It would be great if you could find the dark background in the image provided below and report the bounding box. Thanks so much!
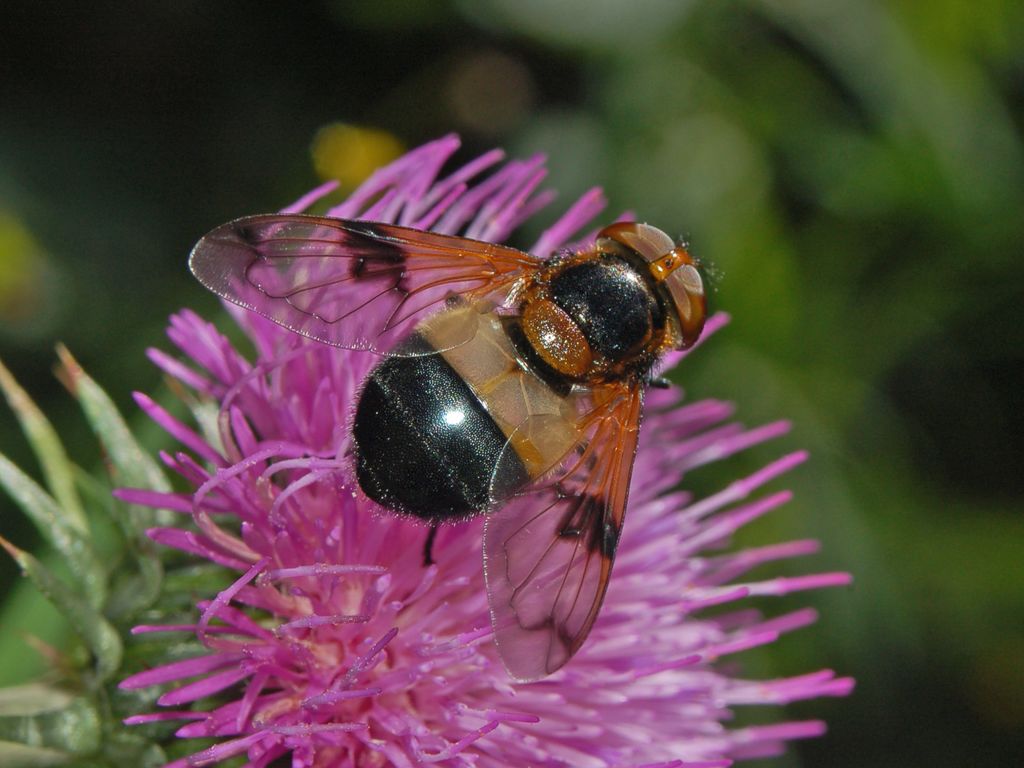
[2,2,1022,766]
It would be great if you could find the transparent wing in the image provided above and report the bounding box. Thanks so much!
[483,382,644,681]
[189,214,536,354]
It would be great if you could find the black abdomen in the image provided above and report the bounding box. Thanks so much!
[353,334,528,521]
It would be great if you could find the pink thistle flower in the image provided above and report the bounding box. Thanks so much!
[118,136,852,767]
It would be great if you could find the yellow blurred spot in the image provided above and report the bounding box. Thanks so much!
[311,124,404,188]
[0,212,49,325]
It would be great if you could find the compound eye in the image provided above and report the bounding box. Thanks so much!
[596,222,675,263]
[596,222,707,348]
[663,249,707,348]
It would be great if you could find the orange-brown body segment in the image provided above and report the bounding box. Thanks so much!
[521,299,593,378]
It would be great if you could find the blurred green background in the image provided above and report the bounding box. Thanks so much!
[1,2,1022,766]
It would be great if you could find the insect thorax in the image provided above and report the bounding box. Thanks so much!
[518,253,669,384]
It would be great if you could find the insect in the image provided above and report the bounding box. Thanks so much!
[189,215,707,680]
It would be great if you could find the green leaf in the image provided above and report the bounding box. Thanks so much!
[56,346,171,537]
[0,696,99,755]
[0,741,71,767]
[100,734,166,768]
[0,359,87,534]
[104,557,163,620]
[70,464,164,615]
[0,537,122,684]
[0,454,105,609]
[57,346,170,495]
[0,562,68,687]
[0,686,74,718]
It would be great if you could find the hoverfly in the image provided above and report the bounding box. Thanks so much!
[189,215,707,680]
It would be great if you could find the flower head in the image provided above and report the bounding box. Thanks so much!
[118,135,852,767]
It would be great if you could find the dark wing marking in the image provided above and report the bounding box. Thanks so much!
[189,214,536,354]
[483,382,644,681]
